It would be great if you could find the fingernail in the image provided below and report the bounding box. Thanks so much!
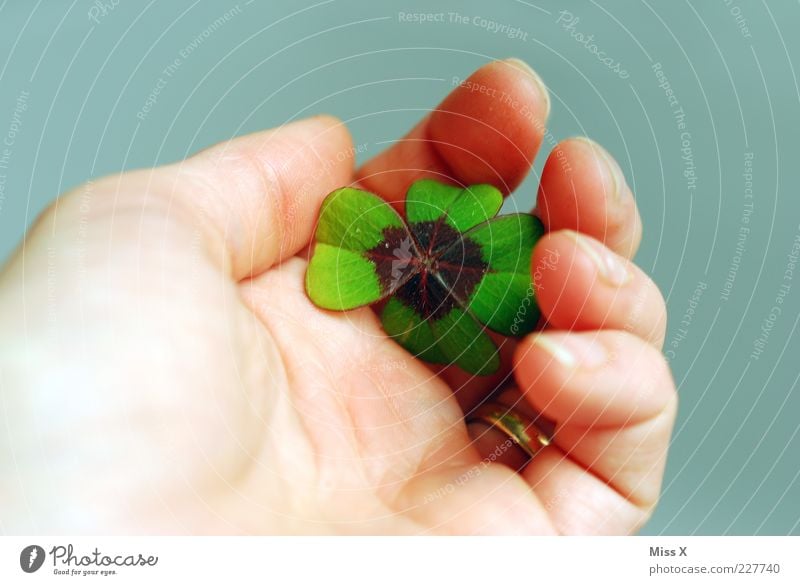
[564,230,632,286]
[572,137,628,203]
[532,334,608,368]
[504,58,550,119]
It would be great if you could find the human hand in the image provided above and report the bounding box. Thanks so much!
[0,58,675,534]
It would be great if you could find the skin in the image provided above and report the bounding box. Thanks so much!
[0,59,676,534]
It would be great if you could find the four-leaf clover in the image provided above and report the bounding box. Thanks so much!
[305,179,544,375]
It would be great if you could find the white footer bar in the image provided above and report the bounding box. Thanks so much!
[1,536,797,584]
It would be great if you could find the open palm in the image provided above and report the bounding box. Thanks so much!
[0,59,675,535]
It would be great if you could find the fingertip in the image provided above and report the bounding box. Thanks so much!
[283,114,356,176]
[174,115,356,279]
[502,58,550,119]
[532,229,667,348]
[537,137,642,259]
[427,58,550,193]
[514,330,675,427]
[355,59,551,204]
[531,230,597,324]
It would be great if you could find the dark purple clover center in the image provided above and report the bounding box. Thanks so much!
[366,220,488,320]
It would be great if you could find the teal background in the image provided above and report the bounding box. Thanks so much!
[1,0,798,534]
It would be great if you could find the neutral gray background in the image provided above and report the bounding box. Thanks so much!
[1,0,798,535]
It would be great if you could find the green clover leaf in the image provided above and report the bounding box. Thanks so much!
[305,179,544,375]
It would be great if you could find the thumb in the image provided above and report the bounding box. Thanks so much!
[160,114,355,280]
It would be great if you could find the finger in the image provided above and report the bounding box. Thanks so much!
[467,421,531,471]
[464,386,670,534]
[532,230,667,347]
[163,115,354,280]
[514,329,676,506]
[464,386,548,471]
[536,137,642,259]
[522,446,654,534]
[356,58,550,208]
[468,380,677,533]
[529,398,676,515]
[514,330,675,428]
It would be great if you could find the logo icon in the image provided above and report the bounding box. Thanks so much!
[390,236,414,286]
[20,545,45,573]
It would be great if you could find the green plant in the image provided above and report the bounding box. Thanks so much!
[305,179,543,375]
